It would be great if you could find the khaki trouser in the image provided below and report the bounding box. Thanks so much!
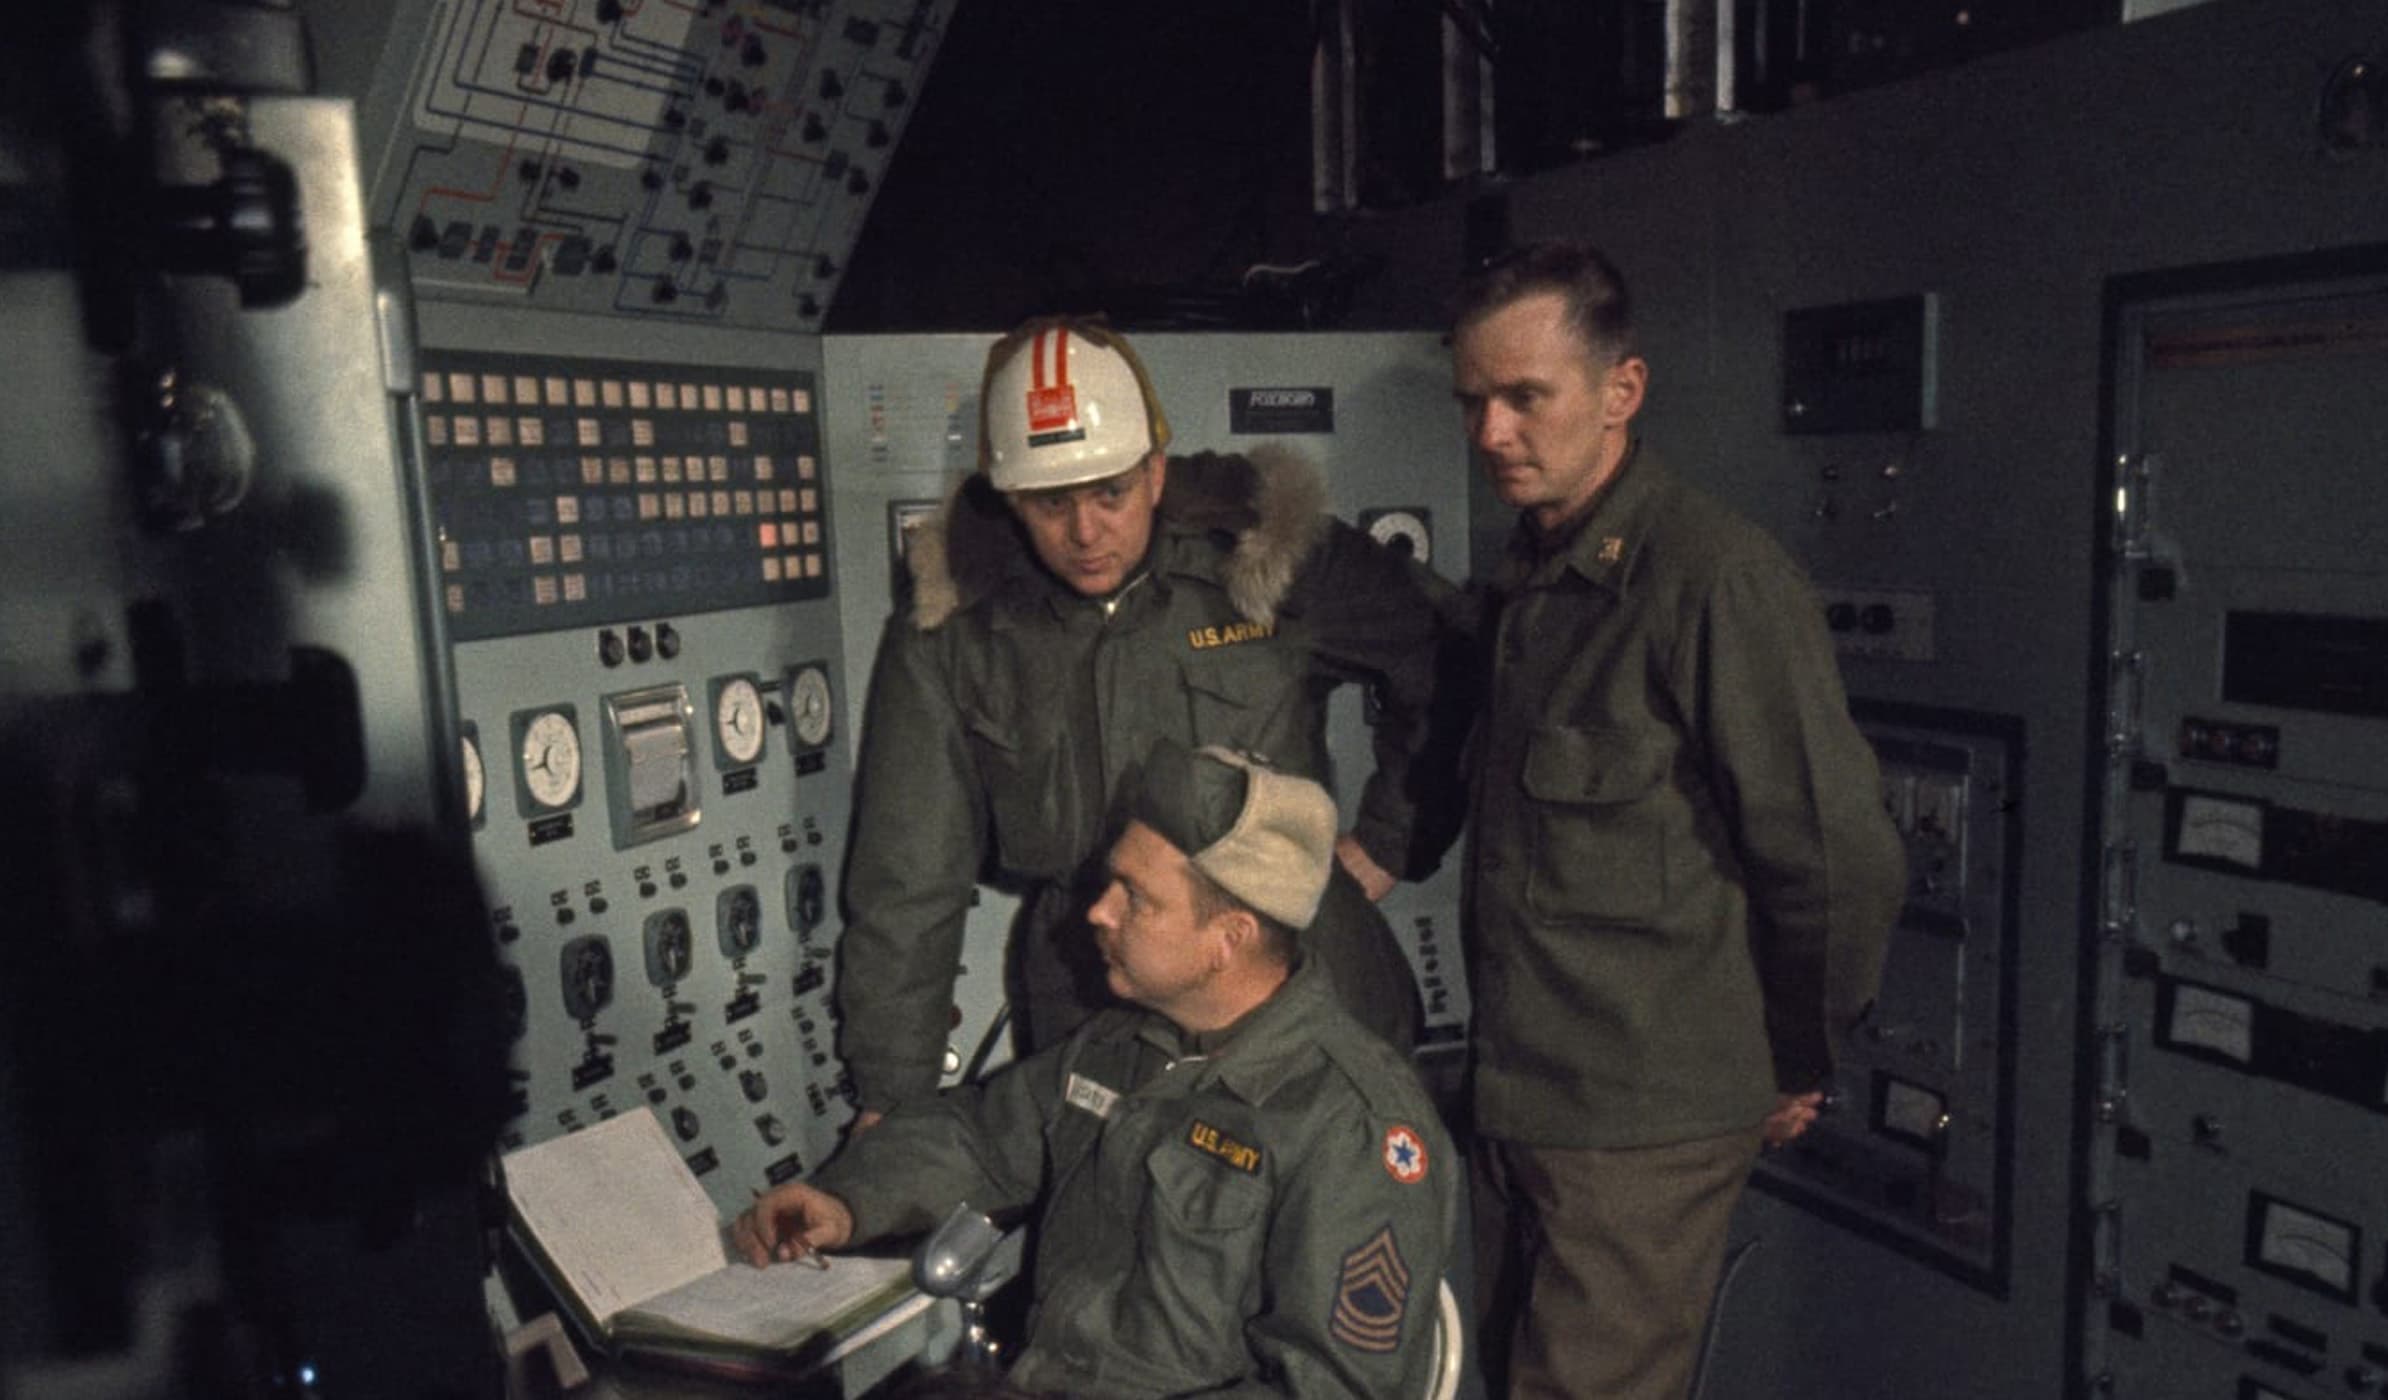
[1471,1127,1764,1399]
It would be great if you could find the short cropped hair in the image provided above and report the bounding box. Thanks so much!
[1452,239,1636,365]
[1184,861,1296,968]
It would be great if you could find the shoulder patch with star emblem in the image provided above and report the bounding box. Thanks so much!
[1381,1124,1428,1184]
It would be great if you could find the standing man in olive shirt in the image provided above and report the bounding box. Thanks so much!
[1449,241,1904,1398]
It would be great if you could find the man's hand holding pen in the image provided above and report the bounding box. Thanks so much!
[732,1181,854,1269]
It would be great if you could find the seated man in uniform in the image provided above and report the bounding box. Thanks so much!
[733,741,1455,1398]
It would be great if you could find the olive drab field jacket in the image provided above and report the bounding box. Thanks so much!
[1466,442,1906,1148]
[813,957,1458,1397]
[839,446,1460,1109]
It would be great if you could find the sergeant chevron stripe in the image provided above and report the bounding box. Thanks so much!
[1329,1222,1411,1353]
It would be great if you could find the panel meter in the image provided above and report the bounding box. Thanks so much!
[2154,979,2256,1066]
[601,685,700,847]
[460,723,486,829]
[1358,507,1434,566]
[511,706,583,815]
[784,662,834,753]
[710,674,767,769]
[2169,789,2266,872]
[2245,1192,2360,1303]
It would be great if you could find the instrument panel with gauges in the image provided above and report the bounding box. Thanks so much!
[419,336,861,1240]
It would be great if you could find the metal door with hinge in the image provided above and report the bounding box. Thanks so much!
[2085,251,2388,1400]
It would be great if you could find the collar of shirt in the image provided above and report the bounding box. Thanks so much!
[994,516,1244,630]
[1496,437,1670,598]
[1102,956,1332,1105]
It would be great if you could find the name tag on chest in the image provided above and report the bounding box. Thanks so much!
[1065,1072,1120,1120]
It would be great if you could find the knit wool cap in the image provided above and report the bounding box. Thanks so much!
[1130,740,1337,930]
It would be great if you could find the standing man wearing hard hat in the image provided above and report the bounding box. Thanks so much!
[835,317,1458,1125]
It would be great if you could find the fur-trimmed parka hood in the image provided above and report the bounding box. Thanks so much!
[905,443,1330,631]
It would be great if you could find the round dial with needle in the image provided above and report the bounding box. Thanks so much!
[2177,793,2263,869]
[787,665,833,750]
[2253,1196,2357,1297]
[461,731,486,824]
[715,676,765,765]
[1364,509,1431,565]
[519,710,581,809]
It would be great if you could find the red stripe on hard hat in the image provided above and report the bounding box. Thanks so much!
[1053,325,1071,388]
[1029,330,1050,391]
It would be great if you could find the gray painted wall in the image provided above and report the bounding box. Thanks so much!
[1332,3,2387,1395]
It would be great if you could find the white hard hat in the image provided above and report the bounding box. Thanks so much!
[980,318,1171,492]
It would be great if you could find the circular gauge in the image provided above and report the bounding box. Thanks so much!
[716,676,766,765]
[461,731,486,824]
[520,710,581,809]
[788,665,833,750]
[2177,793,2262,870]
[1365,509,1431,565]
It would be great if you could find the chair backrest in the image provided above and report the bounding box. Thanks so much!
[1687,1237,1763,1400]
[1425,1278,1464,1400]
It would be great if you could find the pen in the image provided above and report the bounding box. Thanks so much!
[746,1188,831,1269]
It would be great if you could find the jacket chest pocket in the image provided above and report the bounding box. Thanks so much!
[1518,724,1668,924]
[961,708,1077,877]
[1139,1142,1268,1319]
[1176,645,1302,763]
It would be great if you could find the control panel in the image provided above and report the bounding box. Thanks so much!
[418,352,828,637]
[328,0,955,331]
[2091,278,2388,1398]
[1749,702,2021,1296]
[424,346,857,1217]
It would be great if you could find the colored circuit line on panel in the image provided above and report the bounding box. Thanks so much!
[391,0,949,328]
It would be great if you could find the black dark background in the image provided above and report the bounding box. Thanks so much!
[825,0,2118,334]
[828,1,1324,332]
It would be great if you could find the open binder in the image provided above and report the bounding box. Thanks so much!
[501,1107,912,1379]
